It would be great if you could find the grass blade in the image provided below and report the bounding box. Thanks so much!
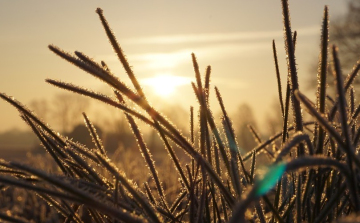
[316,6,329,154]
[95,8,146,99]
[272,40,285,117]
[332,45,359,210]
[281,0,304,141]
[82,113,106,155]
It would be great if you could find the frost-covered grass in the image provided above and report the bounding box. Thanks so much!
[1,0,360,222]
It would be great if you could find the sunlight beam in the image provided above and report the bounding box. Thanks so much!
[141,74,191,98]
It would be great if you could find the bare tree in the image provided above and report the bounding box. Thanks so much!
[308,0,360,91]
[331,0,360,71]
[30,93,90,133]
[29,99,50,121]
[52,93,90,133]
[266,100,283,136]
[233,103,258,152]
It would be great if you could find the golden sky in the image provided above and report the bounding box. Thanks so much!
[0,1,347,132]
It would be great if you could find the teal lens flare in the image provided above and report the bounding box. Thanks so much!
[255,162,286,197]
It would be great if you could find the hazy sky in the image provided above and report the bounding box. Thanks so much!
[0,1,348,132]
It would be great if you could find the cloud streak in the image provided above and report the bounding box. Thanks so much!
[123,26,319,45]
[99,26,319,72]
[137,75,248,93]
[98,42,271,71]
[127,42,271,70]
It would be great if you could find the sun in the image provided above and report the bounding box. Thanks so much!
[142,74,190,98]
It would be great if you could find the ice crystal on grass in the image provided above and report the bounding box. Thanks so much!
[1,1,360,222]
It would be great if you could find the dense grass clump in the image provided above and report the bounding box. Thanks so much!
[1,0,360,222]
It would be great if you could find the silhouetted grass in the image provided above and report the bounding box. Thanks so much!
[1,0,360,222]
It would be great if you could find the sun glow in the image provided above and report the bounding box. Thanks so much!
[142,74,191,97]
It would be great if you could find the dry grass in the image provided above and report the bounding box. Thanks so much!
[1,0,360,222]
